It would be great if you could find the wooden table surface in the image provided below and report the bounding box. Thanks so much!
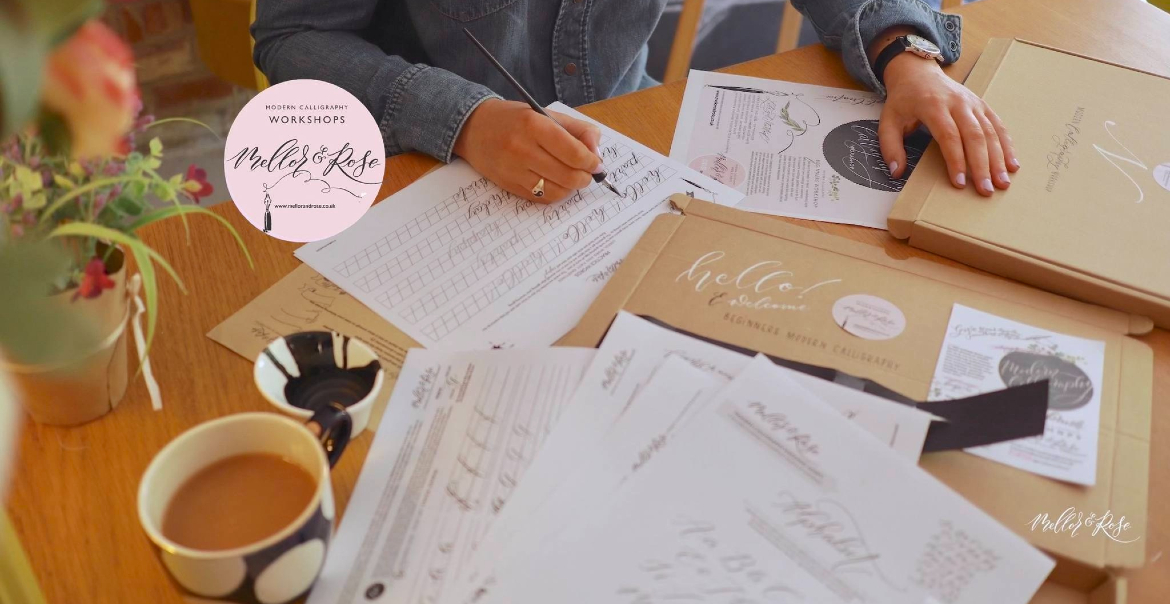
[7,0,1169,601]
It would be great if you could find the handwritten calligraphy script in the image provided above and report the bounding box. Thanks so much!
[618,517,804,603]
[227,138,382,198]
[676,251,841,312]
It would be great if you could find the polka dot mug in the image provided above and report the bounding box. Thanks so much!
[137,410,350,603]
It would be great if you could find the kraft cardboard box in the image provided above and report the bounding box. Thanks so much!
[889,38,1170,330]
[561,196,1151,603]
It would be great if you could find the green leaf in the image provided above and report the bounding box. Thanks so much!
[25,192,47,210]
[149,137,163,157]
[52,174,75,189]
[150,181,173,201]
[0,0,103,137]
[0,241,101,366]
[144,157,161,170]
[111,195,145,217]
[15,166,42,194]
[46,222,187,294]
[127,204,254,269]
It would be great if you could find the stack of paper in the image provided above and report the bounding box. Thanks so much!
[308,312,1054,604]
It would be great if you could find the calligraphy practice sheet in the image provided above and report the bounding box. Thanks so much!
[455,312,933,597]
[477,355,1054,604]
[929,304,1106,485]
[671,70,931,228]
[296,103,741,350]
[306,347,594,604]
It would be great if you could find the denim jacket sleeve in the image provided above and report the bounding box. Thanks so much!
[251,0,500,162]
[789,0,962,97]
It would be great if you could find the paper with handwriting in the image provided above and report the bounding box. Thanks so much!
[475,354,1054,604]
[455,312,934,597]
[671,70,931,228]
[296,103,742,350]
[305,347,595,604]
[929,304,1106,485]
[206,264,411,431]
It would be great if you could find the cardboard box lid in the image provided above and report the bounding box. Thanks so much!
[563,195,1151,571]
[889,38,1170,330]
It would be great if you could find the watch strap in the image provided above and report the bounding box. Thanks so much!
[873,36,912,86]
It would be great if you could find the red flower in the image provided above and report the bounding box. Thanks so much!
[73,258,117,301]
[183,164,213,203]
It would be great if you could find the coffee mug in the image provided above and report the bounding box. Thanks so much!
[254,331,383,436]
[138,409,350,604]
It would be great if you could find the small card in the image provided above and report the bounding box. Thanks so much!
[929,304,1106,485]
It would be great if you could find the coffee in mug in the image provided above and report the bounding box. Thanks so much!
[138,409,350,604]
[162,452,317,551]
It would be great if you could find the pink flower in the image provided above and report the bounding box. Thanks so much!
[73,258,117,300]
[40,21,139,159]
[183,164,213,203]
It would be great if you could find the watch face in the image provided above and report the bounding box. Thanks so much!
[906,34,942,57]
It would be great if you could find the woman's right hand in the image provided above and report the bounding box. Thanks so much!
[453,99,603,203]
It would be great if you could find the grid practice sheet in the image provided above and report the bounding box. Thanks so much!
[296,103,742,349]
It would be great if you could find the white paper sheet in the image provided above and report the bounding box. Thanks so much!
[477,355,1055,604]
[929,304,1106,485]
[671,70,930,228]
[296,103,742,350]
[306,347,595,604]
[455,312,933,597]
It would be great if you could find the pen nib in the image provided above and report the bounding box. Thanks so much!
[603,180,623,198]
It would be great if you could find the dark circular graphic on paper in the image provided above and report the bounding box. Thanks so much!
[822,120,931,192]
[998,352,1094,411]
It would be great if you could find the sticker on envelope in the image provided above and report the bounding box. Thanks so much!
[832,293,906,340]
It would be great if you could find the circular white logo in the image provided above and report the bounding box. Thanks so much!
[831,294,906,341]
[1153,162,1170,194]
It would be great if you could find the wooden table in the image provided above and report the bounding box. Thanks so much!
[7,0,1169,601]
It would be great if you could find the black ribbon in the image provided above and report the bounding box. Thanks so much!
[629,315,1049,453]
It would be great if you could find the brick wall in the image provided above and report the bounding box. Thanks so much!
[100,0,252,203]
[101,0,252,140]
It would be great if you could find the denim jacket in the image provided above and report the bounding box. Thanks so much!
[253,0,961,162]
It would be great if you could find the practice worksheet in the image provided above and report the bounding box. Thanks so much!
[671,70,930,228]
[477,355,1055,604]
[929,304,1106,485]
[296,104,742,350]
[306,347,595,604]
[455,312,934,597]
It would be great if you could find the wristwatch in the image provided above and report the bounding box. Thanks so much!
[873,34,944,85]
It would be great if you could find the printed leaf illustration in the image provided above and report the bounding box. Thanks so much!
[779,102,806,135]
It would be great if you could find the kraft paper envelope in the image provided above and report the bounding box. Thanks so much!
[208,264,417,431]
[561,195,1150,599]
[890,39,1170,329]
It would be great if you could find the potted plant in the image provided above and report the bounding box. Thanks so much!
[0,16,251,425]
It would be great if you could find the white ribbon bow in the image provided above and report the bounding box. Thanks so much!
[127,274,162,410]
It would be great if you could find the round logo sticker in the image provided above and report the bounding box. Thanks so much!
[1153,162,1170,193]
[224,79,384,242]
[998,351,1093,411]
[688,153,746,188]
[831,294,906,341]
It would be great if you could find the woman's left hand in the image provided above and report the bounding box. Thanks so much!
[879,53,1019,196]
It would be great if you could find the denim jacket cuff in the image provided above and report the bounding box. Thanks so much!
[374,62,502,162]
[843,0,962,97]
